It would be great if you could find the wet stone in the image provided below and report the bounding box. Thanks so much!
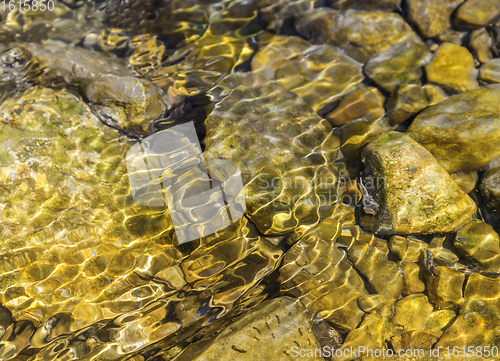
[273,44,364,114]
[470,28,494,64]
[203,73,339,235]
[406,0,450,39]
[408,84,500,172]
[385,83,448,125]
[5,43,167,135]
[455,0,500,27]
[324,84,385,127]
[390,236,429,261]
[401,262,426,295]
[479,59,500,83]
[279,220,369,331]
[363,40,431,92]
[436,273,500,349]
[297,9,422,63]
[171,297,324,361]
[425,42,479,93]
[451,170,478,194]
[481,166,500,209]
[425,266,465,310]
[329,0,402,11]
[456,220,500,271]
[361,132,477,235]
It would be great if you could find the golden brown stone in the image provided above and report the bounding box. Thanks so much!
[456,0,500,27]
[401,262,426,296]
[456,220,500,271]
[406,0,450,38]
[425,42,479,93]
[325,85,385,127]
[425,266,465,310]
[470,28,494,63]
[479,58,500,83]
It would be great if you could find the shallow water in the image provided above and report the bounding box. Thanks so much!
[0,1,500,360]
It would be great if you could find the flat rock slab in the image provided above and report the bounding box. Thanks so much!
[362,132,476,235]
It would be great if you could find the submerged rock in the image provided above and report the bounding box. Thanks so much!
[279,218,369,331]
[385,83,448,125]
[456,220,500,271]
[470,28,494,64]
[363,40,431,92]
[203,73,339,235]
[252,36,364,113]
[171,297,323,361]
[407,84,500,172]
[425,42,479,93]
[297,9,421,63]
[325,84,385,127]
[2,43,167,135]
[361,132,477,235]
[455,0,500,27]
[479,58,500,83]
[406,0,450,38]
[481,167,500,209]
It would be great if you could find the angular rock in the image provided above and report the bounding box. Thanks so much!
[456,220,500,271]
[470,28,494,64]
[479,58,500,83]
[425,42,479,93]
[362,132,477,235]
[385,83,448,125]
[204,73,339,235]
[456,0,500,27]
[325,84,385,126]
[171,297,324,361]
[425,309,456,330]
[407,84,500,172]
[406,0,450,38]
[364,40,431,92]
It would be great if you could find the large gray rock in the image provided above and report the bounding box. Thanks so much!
[362,132,477,235]
[407,84,500,173]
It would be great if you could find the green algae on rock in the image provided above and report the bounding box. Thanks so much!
[203,73,339,235]
[407,84,500,173]
[425,42,479,93]
[361,132,477,235]
[363,40,431,92]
